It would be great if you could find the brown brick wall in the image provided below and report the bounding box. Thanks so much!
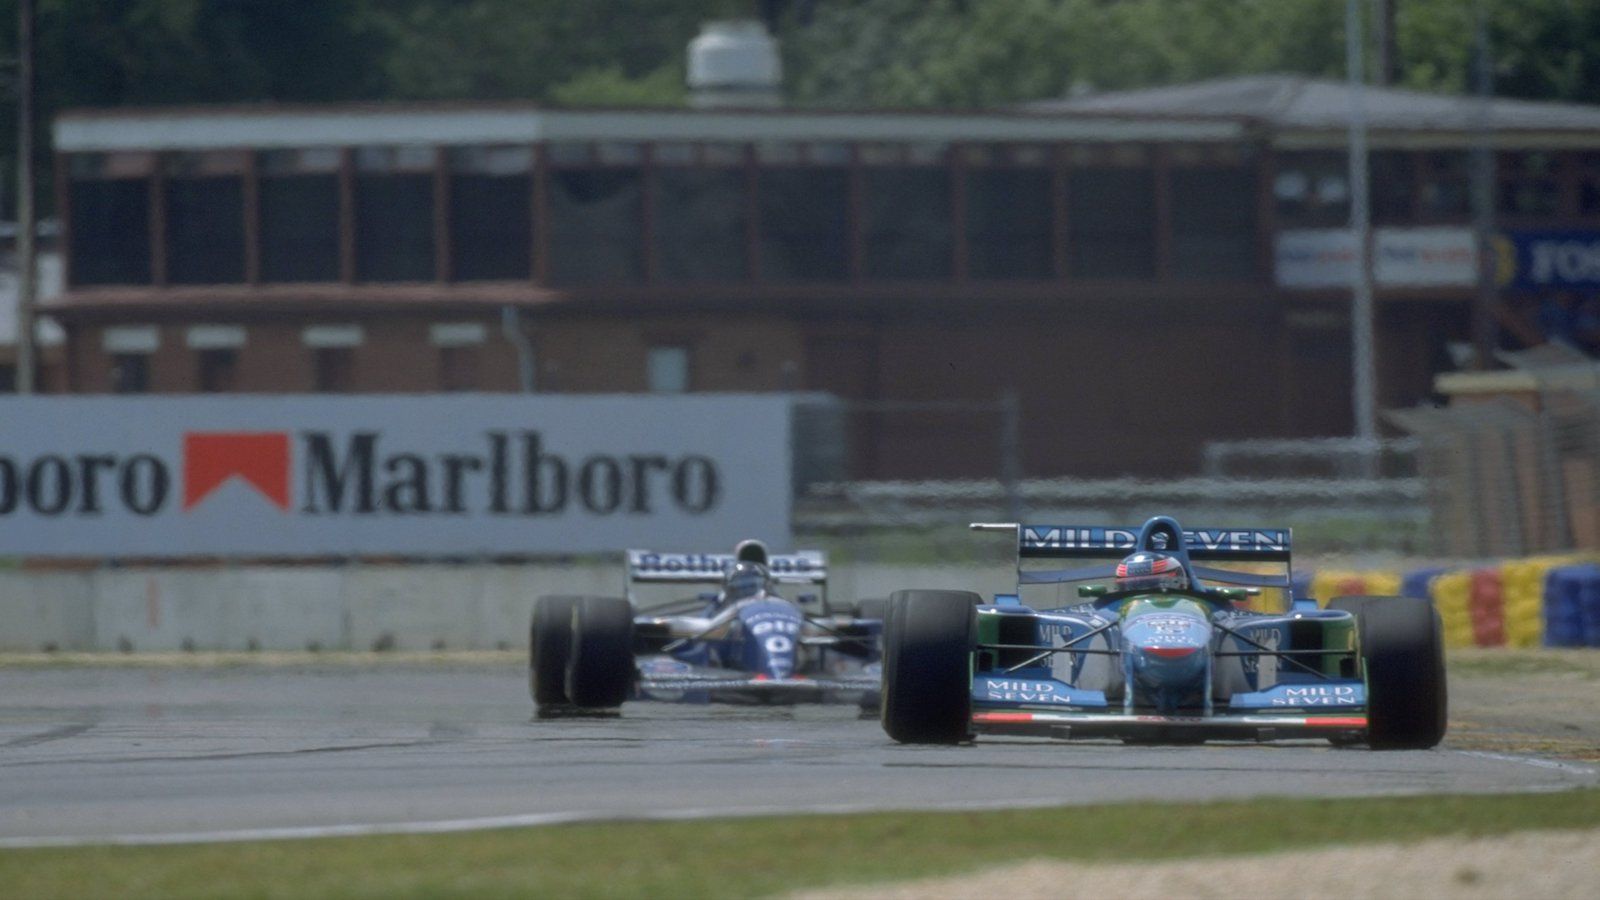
[53,296,1453,477]
[531,315,803,393]
[68,316,522,394]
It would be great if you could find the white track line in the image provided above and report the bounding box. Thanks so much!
[3,776,1595,850]
[1452,750,1598,775]
[0,798,1072,850]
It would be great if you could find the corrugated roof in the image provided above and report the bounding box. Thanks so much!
[1027,74,1600,132]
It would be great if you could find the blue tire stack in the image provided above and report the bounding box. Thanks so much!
[1402,566,1450,602]
[1543,565,1600,648]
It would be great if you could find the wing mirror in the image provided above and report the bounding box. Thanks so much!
[1077,584,1109,598]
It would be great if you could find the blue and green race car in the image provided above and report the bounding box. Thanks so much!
[879,516,1447,749]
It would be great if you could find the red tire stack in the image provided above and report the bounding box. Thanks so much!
[1469,568,1506,647]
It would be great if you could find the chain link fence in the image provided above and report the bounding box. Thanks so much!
[1387,344,1600,558]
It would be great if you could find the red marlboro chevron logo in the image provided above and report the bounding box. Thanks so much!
[183,432,291,511]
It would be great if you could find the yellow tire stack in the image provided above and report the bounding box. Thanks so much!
[1429,571,1476,649]
[1309,569,1402,605]
[1499,555,1592,648]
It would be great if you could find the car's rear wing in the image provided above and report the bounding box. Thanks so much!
[626,550,829,585]
[971,522,1291,562]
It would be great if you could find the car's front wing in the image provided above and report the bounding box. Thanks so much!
[972,709,1367,742]
[639,672,879,694]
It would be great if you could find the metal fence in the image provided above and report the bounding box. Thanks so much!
[1387,345,1600,558]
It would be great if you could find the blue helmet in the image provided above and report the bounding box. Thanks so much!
[722,561,771,603]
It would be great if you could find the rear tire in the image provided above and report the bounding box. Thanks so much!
[567,596,636,709]
[1329,595,1447,750]
[881,590,980,744]
[530,596,580,712]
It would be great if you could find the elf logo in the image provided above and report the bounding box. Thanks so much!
[1,430,719,518]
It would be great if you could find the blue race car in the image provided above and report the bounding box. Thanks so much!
[530,540,882,716]
[879,516,1447,749]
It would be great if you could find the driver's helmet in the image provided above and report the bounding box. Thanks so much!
[1114,551,1189,593]
[722,561,771,603]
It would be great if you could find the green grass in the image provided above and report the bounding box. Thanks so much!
[4,789,1599,899]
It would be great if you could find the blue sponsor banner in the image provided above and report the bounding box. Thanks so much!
[1496,229,1600,290]
[1228,681,1365,710]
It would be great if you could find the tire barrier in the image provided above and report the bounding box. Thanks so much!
[1306,557,1600,650]
[1544,564,1600,648]
[1469,568,1506,648]
[1310,569,1401,608]
[1401,566,1451,602]
[1429,571,1476,649]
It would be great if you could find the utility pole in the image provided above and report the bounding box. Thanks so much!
[14,0,36,394]
[1346,0,1377,453]
[1470,0,1498,369]
[1373,0,1399,86]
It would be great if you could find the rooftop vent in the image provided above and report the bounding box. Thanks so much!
[687,20,781,109]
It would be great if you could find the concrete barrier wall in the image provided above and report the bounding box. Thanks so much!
[0,563,1016,653]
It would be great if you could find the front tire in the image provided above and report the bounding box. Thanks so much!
[567,596,636,709]
[1329,596,1447,750]
[530,596,580,712]
[881,590,980,744]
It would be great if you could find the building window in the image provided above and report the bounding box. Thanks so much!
[1370,152,1417,223]
[647,345,690,393]
[448,146,532,281]
[355,146,436,282]
[303,323,362,392]
[966,165,1053,280]
[546,166,644,285]
[1170,166,1257,280]
[439,346,479,391]
[431,322,487,391]
[259,149,341,283]
[164,153,247,285]
[197,348,239,393]
[313,347,355,393]
[1499,151,1562,217]
[110,354,149,394]
[655,164,748,282]
[1068,167,1155,278]
[1272,152,1349,227]
[1578,152,1600,217]
[863,162,952,280]
[1419,151,1470,220]
[68,178,152,286]
[757,167,849,281]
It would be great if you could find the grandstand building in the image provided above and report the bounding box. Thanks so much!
[42,75,1600,477]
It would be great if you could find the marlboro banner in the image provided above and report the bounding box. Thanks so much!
[0,395,792,558]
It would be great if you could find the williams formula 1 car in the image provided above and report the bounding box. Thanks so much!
[880,516,1446,749]
[530,540,883,715]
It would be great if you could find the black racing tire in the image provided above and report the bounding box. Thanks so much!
[1329,595,1447,750]
[530,595,580,710]
[881,590,981,744]
[566,596,636,709]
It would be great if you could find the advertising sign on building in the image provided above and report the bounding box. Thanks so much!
[1495,229,1600,291]
[0,395,792,558]
[1275,228,1477,289]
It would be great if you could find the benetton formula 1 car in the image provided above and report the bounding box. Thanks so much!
[880,516,1447,749]
[529,540,882,716]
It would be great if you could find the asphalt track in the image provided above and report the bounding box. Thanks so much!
[1,663,1594,847]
